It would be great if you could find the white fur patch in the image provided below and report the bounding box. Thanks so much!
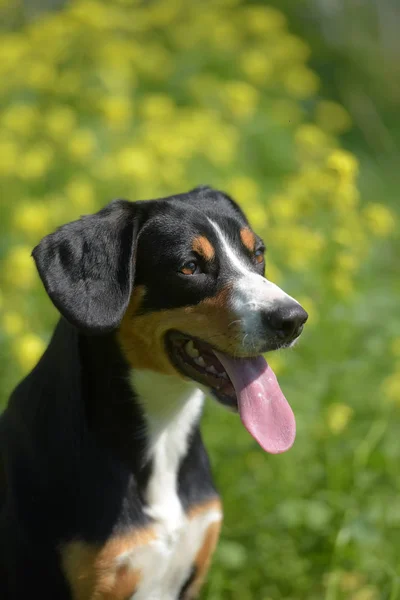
[122,371,219,598]
[133,371,204,529]
[208,219,299,352]
[115,507,222,600]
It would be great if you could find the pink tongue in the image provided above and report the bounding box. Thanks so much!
[214,352,296,454]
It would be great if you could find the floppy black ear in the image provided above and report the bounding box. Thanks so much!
[32,199,140,334]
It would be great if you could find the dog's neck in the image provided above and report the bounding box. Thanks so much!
[6,318,215,542]
[132,370,204,526]
[79,324,204,483]
[80,327,206,528]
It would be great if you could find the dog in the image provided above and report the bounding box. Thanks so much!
[0,185,307,599]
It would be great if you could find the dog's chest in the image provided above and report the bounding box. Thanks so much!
[63,379,222,599]
[122,500,221,600]
[63,499,222,600]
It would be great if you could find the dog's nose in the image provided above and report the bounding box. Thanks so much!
[265,303,308,342]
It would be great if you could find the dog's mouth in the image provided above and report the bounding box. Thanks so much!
[165,331,238,410]
[165,330,296,454]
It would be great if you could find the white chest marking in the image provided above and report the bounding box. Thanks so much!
[121,371,221,599]
[117,506,222,600]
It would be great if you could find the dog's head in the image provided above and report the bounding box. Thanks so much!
[33,186,307,453]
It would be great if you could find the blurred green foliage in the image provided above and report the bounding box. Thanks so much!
[0,1,399,598]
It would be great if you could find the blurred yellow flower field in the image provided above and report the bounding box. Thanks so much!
[0,1,399,598]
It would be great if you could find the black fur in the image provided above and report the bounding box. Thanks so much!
[32,199,141,334]
[1,186,255,598]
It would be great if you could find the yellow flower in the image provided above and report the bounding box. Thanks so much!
[333,227,355,247]
[273,35,310,64]
[279,227,324,270]
[143,0,181,27]
[326,403,353,434]
[135,44,172,80]
[100,96,133,128]
[208,20,240,52]
[327,149,358,179]
[3,312,24,336]
[186,74,220,103]
[158,160,186,188]
[0,34,27,67]
[227,177,267,227]
[228,176,260,204]
[57,70,82,96]
[239,51,273,85]
[282,66,319,99]
[45,106,77,139]
[363,203,395,237]
[68,129,97,160]
[382,370,400,403]
[117,146,156,180]
[19,144,53,180]
[222,81,259,119]
[270,195,299,221]
[140,95,175,122]
[245,203,268,229]
[93,156,117,181]
[332,271,354,296]
[2,104,39,135]
[204,127,238,165]
[13,202,50,237]
[69,0,116,30]
[4,246,36,289]
[13,333,46,372]
[336,252,359,273]
[243,6,286,35]
[65,178,96,211]
[26,61,56,90]
[46,194,70,225]
[334,182,360,211]
[316,101,352,134]
[0,139,19,176]
[295,125,332,157]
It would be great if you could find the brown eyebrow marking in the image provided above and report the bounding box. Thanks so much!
[240,228,256,252]
[192,236,215,261]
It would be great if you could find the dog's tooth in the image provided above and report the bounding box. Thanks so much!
[194,356,206,367]
[207,365,218,376]
[185,340,199,358]
[221,372,228,380]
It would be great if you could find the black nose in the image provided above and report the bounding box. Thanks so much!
[266,303,308,342]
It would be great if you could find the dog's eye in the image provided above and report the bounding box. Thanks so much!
[254,248,265,264]
[180,261,198,275]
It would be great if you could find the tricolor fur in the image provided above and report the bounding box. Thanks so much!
[0,186,307,598]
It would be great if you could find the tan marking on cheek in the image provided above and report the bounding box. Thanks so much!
[128,284,147,315]
[61,528,155,600]
[240,227,256,252]
[192,236,215,261]
[118,285,243,375]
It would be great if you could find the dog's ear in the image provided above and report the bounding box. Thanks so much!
[32,199,140,334]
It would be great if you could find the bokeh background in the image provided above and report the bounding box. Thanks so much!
[0,1,399,598]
